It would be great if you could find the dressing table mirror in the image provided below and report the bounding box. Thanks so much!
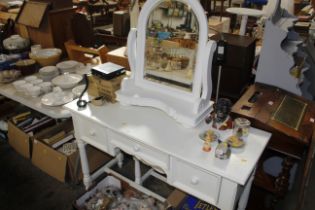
[116,0,217,127]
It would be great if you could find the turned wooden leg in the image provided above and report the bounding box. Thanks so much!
[272,156,295,208]
[117,152,124,168]
[77,139,92,190]
[134,157,141,185]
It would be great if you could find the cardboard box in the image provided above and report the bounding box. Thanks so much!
[8,121,32,159]
[31,119,75,182]
[8,115,56,159]
[73,175,186,210]
[32,120,111,182]
[87,74,125,102]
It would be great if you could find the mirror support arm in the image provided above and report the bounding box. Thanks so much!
[201,40,217,101]
[127,28,137,77]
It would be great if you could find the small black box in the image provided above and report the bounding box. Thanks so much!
[91,62,126,80]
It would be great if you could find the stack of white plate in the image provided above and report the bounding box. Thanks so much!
[56,60,83,74]
[39,66,59,81]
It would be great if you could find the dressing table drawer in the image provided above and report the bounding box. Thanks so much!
[108,130,169,173]
[170,158,221,205]
[74,117,109,152]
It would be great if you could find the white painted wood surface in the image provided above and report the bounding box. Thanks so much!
[64,99,271,210]
[255,0,313,97]
[117,0,216,127]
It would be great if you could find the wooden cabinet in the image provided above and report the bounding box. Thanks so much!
[210,33,256,100]
[26,7,75,54]
[231,83,315,209]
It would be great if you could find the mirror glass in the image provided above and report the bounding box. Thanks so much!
[144,0,199,92]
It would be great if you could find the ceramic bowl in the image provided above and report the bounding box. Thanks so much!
[15,59,37,76]
[29,48,62,66]
[39,66,59,76]
[56,60,79,74]
[0,70,21,83]
[39,66,59,81]
[52,74,82,89]
[24,75,37,82]
[3,35,30,51]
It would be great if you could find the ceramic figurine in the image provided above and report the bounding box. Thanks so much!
[212,98,233,130]
[215,141,231,159]
[202,139,211,152]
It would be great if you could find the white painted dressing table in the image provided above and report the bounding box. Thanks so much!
[64,100,271,210]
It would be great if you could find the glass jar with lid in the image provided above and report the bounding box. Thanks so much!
[233,118,251,139]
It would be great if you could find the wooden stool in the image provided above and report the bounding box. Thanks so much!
[64,40,108,64]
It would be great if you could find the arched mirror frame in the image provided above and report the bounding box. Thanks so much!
[137,0,208,98]
[117,0,217,127]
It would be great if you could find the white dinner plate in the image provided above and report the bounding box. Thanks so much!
[41,92,74,106]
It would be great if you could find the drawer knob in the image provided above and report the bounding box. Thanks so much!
[134,145,140,152]
[191,177,199,185]
[89,130,96,136]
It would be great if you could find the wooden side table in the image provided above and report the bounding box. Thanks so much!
[64,40,108,64]
[106,46,130,70]
[231,83,315,209]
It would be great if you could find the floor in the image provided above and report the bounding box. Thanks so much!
[0,141,84,210]
[1,137,315,210]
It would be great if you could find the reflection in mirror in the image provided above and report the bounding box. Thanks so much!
[144,0,199,92]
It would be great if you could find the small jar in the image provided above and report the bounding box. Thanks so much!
[233,118,251,139]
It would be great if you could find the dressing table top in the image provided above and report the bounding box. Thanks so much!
[65,100,271,185]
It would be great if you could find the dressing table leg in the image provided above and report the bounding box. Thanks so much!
[117,152,124,168]
[134,157,141,184]
[238,168,256,210]
[77,139,92,189]
[239,15,248,36]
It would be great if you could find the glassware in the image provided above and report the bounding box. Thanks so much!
[233,118,251,139]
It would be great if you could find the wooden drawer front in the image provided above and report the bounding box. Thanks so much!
[170,158,221,205]
[108,130,169,174]
[75,117,108,152]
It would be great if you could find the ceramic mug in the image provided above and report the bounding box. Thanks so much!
[21,83,34,96]
[28,86,41,97]
[31,44,42,54]
[13,80,26,91]
[39,82,52,93]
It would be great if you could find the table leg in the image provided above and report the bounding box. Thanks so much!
[77,139,92,190]
[239,15,248,35]
[134,157,141,184]
[117,152,124,168]
[238,168,256,210]
[272,156,295,208]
